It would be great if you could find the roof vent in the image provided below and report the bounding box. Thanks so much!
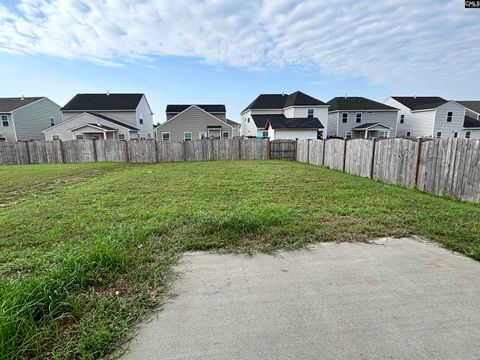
[344,93,347,99]
[106,91,110,96]
[414,95,416,99]
[21,95,24,100]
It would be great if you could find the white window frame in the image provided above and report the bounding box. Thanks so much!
[406,131,411,137]
[199,132,207,140]
[76,134,84,140]
[356,113,362,123]
[222,131,229,139]
[345,131,352,139]
[378,130,388,138]
[453,132,458,138]
[446,112,453,122]
[162,132,170,141]
[307,109,314,118]
[317,130,323,140]
[400,114,405,124]
[342,113,348,123]
[184,132,192,141]
[50,117,55,126]
[465,131,471,139]
[52,135,60,141]
[1,115,8,127]
[436,131,442,138]
[118,134,126,140]
[262,131,268,138]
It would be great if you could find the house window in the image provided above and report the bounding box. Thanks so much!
[139,118,144,125]
[307,109,314,118]
[199,132,207,140]
[119,134,126,140]
[406,131,411,137]
[0,137,6,141]
[247,118,250,123]
[345,131,352,139]
[356,113,362,123]
[1,115,8,127]
[379,131,388,138]
[184,132,192,141]
[52,135,60,141]
[317,130,323,140]
[222,131,229,139]
[466,131,471,139]
[76,134,84,140]
[50,117,55,126]
[400,114,405,124]
[342,113,348,123]
[262,131,268,138]
[436,131,442,138]
[453,132,458,138]
[446,112,453,122]
[162,132,170,141]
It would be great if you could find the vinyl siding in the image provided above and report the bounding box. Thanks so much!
[135,95,154,139]
[327,112,338,137]
[62,110,137,127]
[270,129,318,140]
[432,102,466,138]
[461,129,480,139]
[328,110,398,138]
[44,113,134,140]
[0,113,16,140]
[155,106,233,141]
[12,98,62,140]
[384,97,435,138]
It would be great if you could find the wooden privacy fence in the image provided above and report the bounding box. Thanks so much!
[297,138,480,203]
[0,138,271,165]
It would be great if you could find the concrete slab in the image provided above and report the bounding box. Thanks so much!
[120,238,480,360]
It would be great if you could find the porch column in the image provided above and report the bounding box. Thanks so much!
[103,132,107,140]
[365,129,368,139]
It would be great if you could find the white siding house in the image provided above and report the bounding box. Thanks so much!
[0,97,62,140]
[326,97,399,139]
[457,101,480,139]
[384,96,470,139]
[240,91,328,140]
[44,93,154,141]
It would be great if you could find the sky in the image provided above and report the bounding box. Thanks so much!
[0,0,479,124]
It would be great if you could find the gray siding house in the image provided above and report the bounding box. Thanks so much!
[156,105,239,141]
[326,97,399,139]
[0,97,62,140]
[44,93,154,141]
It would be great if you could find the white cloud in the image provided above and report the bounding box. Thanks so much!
[1,0,479,96]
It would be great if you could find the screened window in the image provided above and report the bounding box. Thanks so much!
[52,135,60,141]
[436,132,442,138]
[453,132,458,138]
[317,130,323,140]
[162,132,170,141]
[466,131,471,139]
[139,118,144,125]
[262,131,268,138]
[345,131,352,139]
[184,132,192,141]
[342,113,348,123]
[222,131,229,139]
[400,114,405,124]
[2,115,8,127]
[446,112,453,122]
[199,132,207,140]
[76,134,84,140]
[50,117,55,126]
[379,131,388,138]
[356,113,362,123]
[406,132,411,137]
[307,109,314,118]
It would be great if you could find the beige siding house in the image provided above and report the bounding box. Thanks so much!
[0,97,62,140]
[44,93,154,141]
[156,104,239,141]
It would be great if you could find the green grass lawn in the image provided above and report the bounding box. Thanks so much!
[1,160,479,359]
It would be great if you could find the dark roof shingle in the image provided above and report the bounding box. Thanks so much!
[458,101,480,114]
[353,122,392,129]
[166,104,226,113]
[391,96,447,111]
[242,91,326,112]
[86,112,138,130]
[61,93,144,111]
[263,115,324,129]
[464,114,480,128]
[0,97,44,112]
[327,97,398,111]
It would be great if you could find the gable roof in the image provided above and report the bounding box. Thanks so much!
[226,118,240,127]
[464,114,480,129]
[264,115,324,129]
[157,105,233,130]
[86,112,138,130]
[391,96,447,111]
[457,101,480,115]
[61,93,144,111]
[353,122,392,130]
[242,91,326,113]
[69,123,118,132]
[0,97,44,112]
[166,104,226,113]
[327,97,398,111]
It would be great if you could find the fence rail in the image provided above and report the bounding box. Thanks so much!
[1,137,479,203]
[297,138,480,203]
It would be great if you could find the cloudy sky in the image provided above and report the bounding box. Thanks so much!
[0,0,479,122]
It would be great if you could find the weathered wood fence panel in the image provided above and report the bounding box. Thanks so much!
[28,140,63,164]
[323,139,345,171]
[308,140,324,166]
[270,140,296,160]
[158,140,184,162]
[345,139,373,178]
[242,139,268,160]
[61,140,95,163]
[95,140,127,162]
[0,141,29,165]
[296,140,309,162]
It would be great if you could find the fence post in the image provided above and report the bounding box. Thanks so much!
[413,138,423,189]
[239,138,242,160]
[183,140,187,161]
[124,140,130,162]
[342,139,347,172]
[267,139,271,160]
[92,139,98,162]
[24,141,31,165]
[307,139,310,163]
[59,140,65,164]
[321,139,326,166]
[369,138,377,179]
[154,140,159,163]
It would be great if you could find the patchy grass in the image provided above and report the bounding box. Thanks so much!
[0,160,479,359]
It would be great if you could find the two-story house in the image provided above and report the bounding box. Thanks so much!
[457,101,480,139]
[156,104,239,141]
[326,97,399,139]
[0,97,62,140]
[241,91,328,140]
[384,96,467,139]
[44,93,154,141]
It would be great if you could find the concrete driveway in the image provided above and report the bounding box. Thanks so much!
[120,238,480,359]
